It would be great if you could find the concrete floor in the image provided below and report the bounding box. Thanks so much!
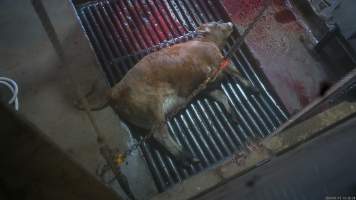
[0,1,156,199]
[223,0,333,113]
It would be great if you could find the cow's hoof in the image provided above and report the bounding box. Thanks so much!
[175,151,200,168]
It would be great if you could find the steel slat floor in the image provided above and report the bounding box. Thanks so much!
[76,0,289,191]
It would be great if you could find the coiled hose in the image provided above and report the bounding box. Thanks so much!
[0,77,19,111]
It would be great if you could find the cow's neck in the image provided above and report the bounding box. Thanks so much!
[195,35,224,49]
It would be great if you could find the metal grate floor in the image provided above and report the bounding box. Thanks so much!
[76,0,289,192]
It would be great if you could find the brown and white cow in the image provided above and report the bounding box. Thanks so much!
[109,22,252,165]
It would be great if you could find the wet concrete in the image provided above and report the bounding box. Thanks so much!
[223,0,333,113]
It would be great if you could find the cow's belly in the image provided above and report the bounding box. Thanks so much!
[118,83,185,130]
[162,93,186,116]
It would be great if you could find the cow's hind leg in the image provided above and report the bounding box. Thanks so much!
[151,123,199,167]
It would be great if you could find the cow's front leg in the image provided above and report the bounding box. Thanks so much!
[208,89,232,115]
[224,62,259,93]
[207,89,239,124]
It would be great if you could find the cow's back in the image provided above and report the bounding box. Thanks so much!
[132,41,223,96]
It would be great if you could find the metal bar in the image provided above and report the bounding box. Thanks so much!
[79,9,116,84]
[153,0,180,37]
[223,41,286,125]
[140,0,168,41]
[91,5,123,57]
[145,0,174,39]
[190,104,224,159]
[236,47,289,122]
[95,3,131,73]
[166,122,193,176]
[86,6,122,68]
[154,149,175,187]
[109,2,146,51]
[185,110,217,163]
[135,0,162,44]
[206,0,221,20]
[181,0,204,24]
[162,154,182,183]
[188,0,209,23]
[171,0,197,30]
[137,0,164,44]
[165,0,190,31]
[227,83,265,137]
[221,85,257,138]
[196,0,215,22]
[235,83,271,134]
[157,0,184,36]
[197,100,232,155]
[142,142,166,191]
[175,0,199,28]
[213,102,246,145]
[104,2,140,53]
[166,156,184,181]
[251,95,278,130]
[116,0,150,49]
[174,117,206,169]
[160,0,187,35]
[259,93,284,126]
[122,0,155,46]
[203,99,239,151]
[99,3,128,54]
[167,121,197,173]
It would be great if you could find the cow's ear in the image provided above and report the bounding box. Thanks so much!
[197,24,210,34]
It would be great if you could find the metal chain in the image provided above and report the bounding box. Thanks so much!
[110,31,199,65]
[122,134,151,157]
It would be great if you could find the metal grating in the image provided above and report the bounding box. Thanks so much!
[76,0,289,192]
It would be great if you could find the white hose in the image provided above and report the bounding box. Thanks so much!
[0,77,19,111]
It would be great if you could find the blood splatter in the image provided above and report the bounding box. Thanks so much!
[292,82,310,107]
[272,0,286,9]
[223,0,265,25]
[274,9,296,24]
[272,73,314,112]
[287,22,304,33]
